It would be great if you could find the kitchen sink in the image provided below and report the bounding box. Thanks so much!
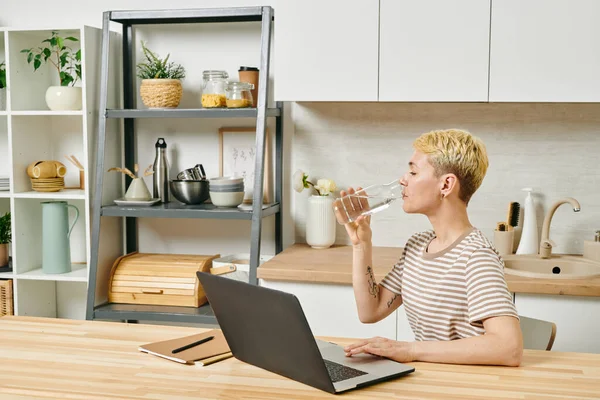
[502,254,600,279]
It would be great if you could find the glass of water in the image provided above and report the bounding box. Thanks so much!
[332,180,403,225]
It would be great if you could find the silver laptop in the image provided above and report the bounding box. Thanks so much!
[197,271,415,394]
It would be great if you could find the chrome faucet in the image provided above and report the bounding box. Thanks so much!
[539,197,581,259]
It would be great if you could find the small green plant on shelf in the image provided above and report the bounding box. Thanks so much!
[0,62,6,89]
[136,41,186,108]
[0,212,11,245]
[20,31,81,87]
[136,41,186,80]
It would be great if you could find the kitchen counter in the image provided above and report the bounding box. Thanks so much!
[257,244,600,296]
[1,316,599,399]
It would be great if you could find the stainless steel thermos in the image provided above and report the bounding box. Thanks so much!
[153,138,169,202]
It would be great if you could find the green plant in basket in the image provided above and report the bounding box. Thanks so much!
[136,41,186,80]
[0,212,11,245]
[0,62,6,89]
[136,41,186,108]
[21,31,81,87]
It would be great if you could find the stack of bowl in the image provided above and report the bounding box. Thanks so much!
[170,164,211,205]
[209,177,245,207]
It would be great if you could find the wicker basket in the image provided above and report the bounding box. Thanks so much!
[0,279,13,316]
[140,79,183,108]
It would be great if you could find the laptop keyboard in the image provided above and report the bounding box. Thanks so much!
[323,359,368,383]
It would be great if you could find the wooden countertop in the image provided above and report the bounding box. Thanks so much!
[257,244,600,296]
[1,316,599,399]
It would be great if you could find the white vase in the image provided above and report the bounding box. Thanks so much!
[306,195,336,249]
[124,178,152,200]
[45,86,82,111]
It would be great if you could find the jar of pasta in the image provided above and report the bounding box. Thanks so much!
[201,70,228,108]
[225,82,254,108]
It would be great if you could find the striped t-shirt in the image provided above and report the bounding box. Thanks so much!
[380,227,518,341]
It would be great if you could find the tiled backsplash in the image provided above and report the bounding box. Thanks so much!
[292,102,600,255]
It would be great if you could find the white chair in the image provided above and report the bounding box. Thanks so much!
[519,315,557,351]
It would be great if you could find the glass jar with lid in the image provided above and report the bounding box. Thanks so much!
[225,82,254,108]
[201,70,228,108]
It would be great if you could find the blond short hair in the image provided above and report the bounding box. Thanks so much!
[413,129,489,204]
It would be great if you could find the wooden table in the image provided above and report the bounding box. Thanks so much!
[1,316,599,399]
[257,244,600,296]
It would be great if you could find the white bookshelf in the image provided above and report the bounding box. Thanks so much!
[11,111,84,116]
[17,264,88,282]
[0,26,122,320]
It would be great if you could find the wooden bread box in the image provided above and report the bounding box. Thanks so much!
[108,252,220,307]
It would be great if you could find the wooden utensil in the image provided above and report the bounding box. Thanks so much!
[69,155,84,171]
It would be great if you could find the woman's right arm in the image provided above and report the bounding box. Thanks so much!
[335,187,403,323]
[352,240,402,323]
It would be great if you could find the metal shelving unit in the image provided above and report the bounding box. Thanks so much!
[100,203,281,219]
[106,108,281,119]
[86,6,283,324]
[94,303,216,324]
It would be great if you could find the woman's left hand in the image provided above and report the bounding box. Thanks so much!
[343,337,416,363]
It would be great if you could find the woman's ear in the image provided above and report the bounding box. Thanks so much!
[440,173,459,198]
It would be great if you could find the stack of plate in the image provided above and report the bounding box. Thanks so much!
[30,177,64,192]
[0,177,9,191]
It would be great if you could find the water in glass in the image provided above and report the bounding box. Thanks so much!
[333,180,403,225]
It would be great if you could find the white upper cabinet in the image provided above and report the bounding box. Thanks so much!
[489,0,600,102]
[379,0,491,102]
[273,1,379,101]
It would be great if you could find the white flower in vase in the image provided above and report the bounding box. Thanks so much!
[292,169,336,196]
[315,179,337,196]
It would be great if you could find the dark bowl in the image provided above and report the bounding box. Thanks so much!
[170,180,210,205]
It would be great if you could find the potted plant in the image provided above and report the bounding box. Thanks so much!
[0,212,11,267]
[21,31,82,111]
[0,61,6,111]
[136,41,186,108]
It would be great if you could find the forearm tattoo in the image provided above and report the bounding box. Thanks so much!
[387,293,399,308]
[366,266,379,298]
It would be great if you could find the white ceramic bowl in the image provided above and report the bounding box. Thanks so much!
[209,176,244,186]
[210,190,245,207]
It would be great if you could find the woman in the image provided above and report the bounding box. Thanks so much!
[336,129,523,367]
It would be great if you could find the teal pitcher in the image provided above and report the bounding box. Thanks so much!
[41,201,79,274]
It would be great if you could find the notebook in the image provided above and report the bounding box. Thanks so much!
[139,329,231,365]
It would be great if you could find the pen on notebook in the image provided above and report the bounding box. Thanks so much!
[172,335,214,354]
